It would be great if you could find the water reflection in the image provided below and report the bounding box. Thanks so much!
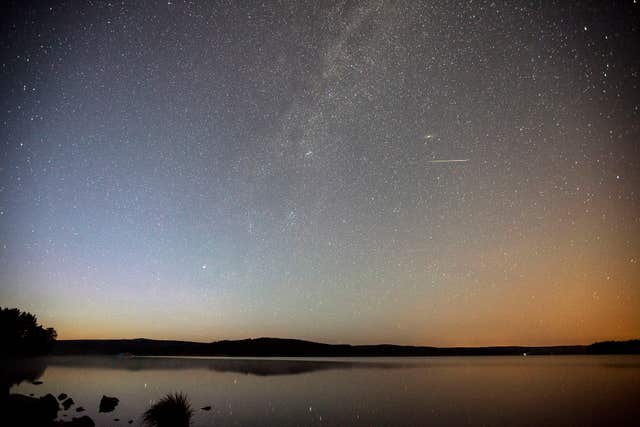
[7,356,640,427]
[0,357,47,395]
[45,355,410,376]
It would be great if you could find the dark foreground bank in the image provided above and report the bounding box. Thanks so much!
[6,355,640,427]
[2,390,199,427]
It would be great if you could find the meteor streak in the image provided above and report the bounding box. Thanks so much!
[428,159,470,163]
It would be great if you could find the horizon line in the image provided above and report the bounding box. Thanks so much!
[54,335,638,348]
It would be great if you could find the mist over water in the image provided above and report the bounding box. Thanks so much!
[10,355,640,426]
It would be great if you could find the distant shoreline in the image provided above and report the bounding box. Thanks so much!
[51,337,640,357]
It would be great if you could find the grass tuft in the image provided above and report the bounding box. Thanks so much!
[143,392,193,427]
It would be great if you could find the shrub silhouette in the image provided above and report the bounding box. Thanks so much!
[0,307,57,356]
[143,392,193,427]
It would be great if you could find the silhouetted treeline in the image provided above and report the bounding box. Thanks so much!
[587,339,640,354]
[0,307,57,356]
[51,337,640,357]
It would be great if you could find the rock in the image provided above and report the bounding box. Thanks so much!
[201,406,212,411]
[71,416,95,427]
[40,393,61,416]
[76,406,85,412]
[99,395,119,412]
[128,421,133,424]
[53,415,96,426]
[58,393,68,401]
[62,397,75,410]
[6,393,59,425]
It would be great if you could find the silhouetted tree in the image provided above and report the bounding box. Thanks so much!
[0,307,57,356]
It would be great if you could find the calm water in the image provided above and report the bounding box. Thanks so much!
[9,355,640,426]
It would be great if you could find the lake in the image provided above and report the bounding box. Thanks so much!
[8,355,640,426]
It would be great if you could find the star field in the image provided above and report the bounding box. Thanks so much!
[1,0,639,345]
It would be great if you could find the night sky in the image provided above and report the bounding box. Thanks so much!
[1,1,639,346]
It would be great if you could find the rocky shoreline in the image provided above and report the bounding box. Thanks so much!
[4,383,207,427]
[4,391,129,426]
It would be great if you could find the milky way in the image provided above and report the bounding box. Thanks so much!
[1,1,638,345]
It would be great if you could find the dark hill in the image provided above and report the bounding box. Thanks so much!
[51,338,640,357]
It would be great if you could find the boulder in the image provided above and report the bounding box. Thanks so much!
[40,393,60,417]
[62,397,75,410]
[5,393,59,425]
[99,395,119,412]
[70,416,95,427]
[53,415,96,426]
